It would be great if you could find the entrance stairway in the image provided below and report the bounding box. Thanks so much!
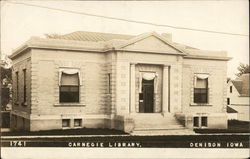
[131,113,195,135]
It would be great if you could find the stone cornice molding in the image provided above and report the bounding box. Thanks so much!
[184,55,232,61]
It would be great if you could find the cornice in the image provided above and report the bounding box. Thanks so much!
[184,55,232,61]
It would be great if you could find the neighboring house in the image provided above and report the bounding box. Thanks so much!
[9,31,230,133]
[227,73,250,121]
[226,106,238,120]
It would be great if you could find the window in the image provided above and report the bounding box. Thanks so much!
[15,72,19,104]
[107,73,111,94]
[59,72,79,103]
[193,117,199,127]
[74,119,82,127]
[227,98,230,105]
[62,119,70,127]
[201,117,207,127]
[230,86,233,93]
[194,77,208,103]
[22,69,27,105]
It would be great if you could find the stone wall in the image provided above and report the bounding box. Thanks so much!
[185,113,227,129]
[181,58,228,129]
[182,58,228,114]
[27,49,111,130]
[31,49,108,115]
[11,50,32,130]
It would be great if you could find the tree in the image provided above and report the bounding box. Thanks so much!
[235,63,250,77]
[0,57,12,110]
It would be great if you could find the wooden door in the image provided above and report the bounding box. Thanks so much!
[139,79,154,113]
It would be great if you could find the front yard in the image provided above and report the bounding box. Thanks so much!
[1,120,249,148]
[1,120,249,136]
[1,128,128,136]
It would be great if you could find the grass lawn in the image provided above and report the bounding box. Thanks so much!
[2,120,249,136]
[1,128,128,136]
[1,121,249,148]
[194,120,250,134]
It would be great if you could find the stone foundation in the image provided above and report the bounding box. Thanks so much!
[179,113,228,129]
[112,115,135,133]
[10,114,135,132]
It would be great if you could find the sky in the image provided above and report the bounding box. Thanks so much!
[1,0,249,78]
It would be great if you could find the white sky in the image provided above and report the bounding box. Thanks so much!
[1,0,249,78]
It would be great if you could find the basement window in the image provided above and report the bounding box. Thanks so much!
[74,119,82,127]
[201,117,208,127]
[193,117,199,127]
[62,119,70,127]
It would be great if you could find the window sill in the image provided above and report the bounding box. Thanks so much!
[201,126,208,129]
[73,126,82,129]
[194,127,208,129]
[54,103,86,107]
[190,103,212,106]
[62,127,71,129]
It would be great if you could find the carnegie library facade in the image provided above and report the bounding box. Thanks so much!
[9,31,231,132]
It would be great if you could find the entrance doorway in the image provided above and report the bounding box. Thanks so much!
[139,79,154,113]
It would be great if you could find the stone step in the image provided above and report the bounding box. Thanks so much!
[132,114,178,120]
[134,118,180,122]
[134,117,182,125]
[132,113,184,130]
[135,122,182,128]
[132,129,196,136]
[134,125,185,131]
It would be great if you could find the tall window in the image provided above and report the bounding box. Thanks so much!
[194,77,208,103]
[230,86,233,93]
[23,69,27,105]
[15,72,19,104]
[59,72,79,103]
[227,98,230,105]
[107,73,111,94]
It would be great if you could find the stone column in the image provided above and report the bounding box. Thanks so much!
[130,63,136,113]
[162,65,169,114]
